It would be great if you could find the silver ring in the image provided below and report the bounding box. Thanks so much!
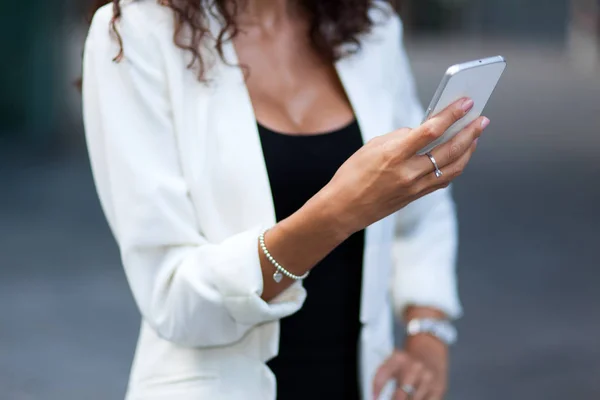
[400,384,416,397]
[426,152,443,178]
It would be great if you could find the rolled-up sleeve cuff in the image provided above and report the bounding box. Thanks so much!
[393,264,463,320]
[208,226,307,325]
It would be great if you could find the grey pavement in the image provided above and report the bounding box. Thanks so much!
[1,39,599,399]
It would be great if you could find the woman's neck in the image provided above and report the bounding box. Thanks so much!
[236,0,300,29]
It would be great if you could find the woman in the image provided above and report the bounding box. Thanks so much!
[82,0,488,399]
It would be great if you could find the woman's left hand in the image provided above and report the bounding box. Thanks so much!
[373,335,448,400]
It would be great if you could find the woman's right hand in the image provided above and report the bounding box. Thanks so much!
[321,98,489,236]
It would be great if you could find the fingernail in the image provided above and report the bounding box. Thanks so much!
[462,98,474,112]
[474,138,479,145]
[481,117,490,129]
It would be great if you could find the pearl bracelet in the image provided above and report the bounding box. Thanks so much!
[259,230,309,283]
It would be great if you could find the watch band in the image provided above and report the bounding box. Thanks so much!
[406,318,457,346]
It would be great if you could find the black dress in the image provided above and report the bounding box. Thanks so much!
[258,120,365,400]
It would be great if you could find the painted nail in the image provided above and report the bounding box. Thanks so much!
[481,117,490,129]
[462,98,474,112]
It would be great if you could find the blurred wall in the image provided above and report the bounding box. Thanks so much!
[401,0,570,40]
[469,0,569,40]
[0,1,63,147]
[567,0,600,73]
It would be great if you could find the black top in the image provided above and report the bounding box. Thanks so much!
[258,120,365,400]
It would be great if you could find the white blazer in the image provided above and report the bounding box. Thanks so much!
[83,2,461,399]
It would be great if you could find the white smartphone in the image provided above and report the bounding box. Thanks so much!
[417,55,507,155]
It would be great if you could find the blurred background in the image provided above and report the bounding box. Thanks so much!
[1,0,599,399]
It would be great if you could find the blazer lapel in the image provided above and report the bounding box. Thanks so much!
[206,41,277,234]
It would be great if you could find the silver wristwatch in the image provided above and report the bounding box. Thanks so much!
[406,318,457,346]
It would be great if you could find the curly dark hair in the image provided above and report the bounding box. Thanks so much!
[87,0,395,81]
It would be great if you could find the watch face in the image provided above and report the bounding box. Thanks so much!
[406,319,422,336]
[406,319,457,345]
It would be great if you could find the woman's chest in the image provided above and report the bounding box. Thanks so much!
[234,34,355,134]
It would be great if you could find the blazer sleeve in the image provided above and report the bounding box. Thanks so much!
[387,13,463,319]
[82,5,306,348]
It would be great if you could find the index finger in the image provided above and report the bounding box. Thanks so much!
[401,97,474,155]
